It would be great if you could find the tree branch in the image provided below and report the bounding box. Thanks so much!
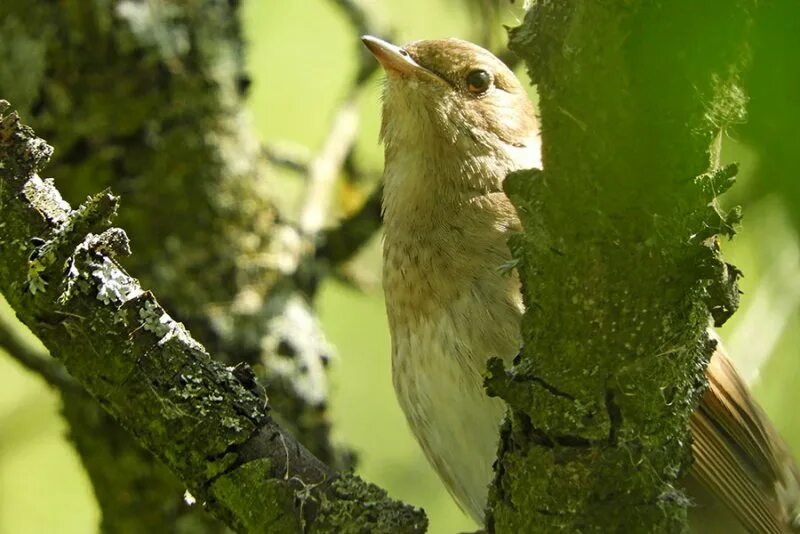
[0,101,426,533]
[286,0,393,293]
[316,183,383,267]
[0,0,344,480]
[0,301,226,532]
[299,98,361,236]
[263,143,312,175]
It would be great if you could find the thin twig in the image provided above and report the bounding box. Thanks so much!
[263,144,311,175]
[331,0,389,83]
[298,0,390,237]
[331,0,372,36]
[298,96,360,235]
[317,182,383,265]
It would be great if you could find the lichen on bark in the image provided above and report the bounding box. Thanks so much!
[0,101,426,533]
[0,1,346,529]
[0,0,338,468]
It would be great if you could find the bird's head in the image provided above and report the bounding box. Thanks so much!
[362,35,540,175]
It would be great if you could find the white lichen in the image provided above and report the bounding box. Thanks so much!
[116,1,190,62]
[140,300,171,337]
[92,257,143,304]
[265,225,305,275]
[261,294,333,405]
[139,300,205,352]
[24,175,71,224]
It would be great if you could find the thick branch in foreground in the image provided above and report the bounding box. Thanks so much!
[0,0,340,471]
[485,2,750,531]
[0,102,426,533]
[0,311,226,532]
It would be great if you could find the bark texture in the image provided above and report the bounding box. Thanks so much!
[0,1,341,529]
[485,2,751,531]
[0,0,336,457]
[0,101,427,533]
[0,0,763,531]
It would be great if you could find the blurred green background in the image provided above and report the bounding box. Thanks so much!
[1,1,798,533]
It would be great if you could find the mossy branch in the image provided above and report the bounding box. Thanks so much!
[0,101,426,533]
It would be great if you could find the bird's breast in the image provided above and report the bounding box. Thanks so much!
[382,202,524,522]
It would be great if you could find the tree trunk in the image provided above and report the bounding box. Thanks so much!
[486,2,751,531]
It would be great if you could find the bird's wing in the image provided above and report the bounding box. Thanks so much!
[690,346,800,533]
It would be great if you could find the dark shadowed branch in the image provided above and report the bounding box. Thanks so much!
[0,312,72,390]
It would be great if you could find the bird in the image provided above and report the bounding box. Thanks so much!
[362,35,800,533]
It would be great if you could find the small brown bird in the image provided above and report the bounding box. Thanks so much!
[363,35,800,533]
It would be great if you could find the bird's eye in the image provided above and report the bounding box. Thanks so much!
[466,69,492,95]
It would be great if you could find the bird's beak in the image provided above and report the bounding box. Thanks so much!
[362,35,438,81]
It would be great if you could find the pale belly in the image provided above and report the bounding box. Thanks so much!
[382,194,525,524]
[391,301,520,523]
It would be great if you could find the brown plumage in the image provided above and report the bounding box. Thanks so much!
[690,346,800,533]
[363,35,800,532]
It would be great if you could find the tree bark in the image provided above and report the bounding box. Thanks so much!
[1,0,762,531]
[0,0,338,458]
[0,100,426,532]
[0,1,344,529]
[486,2,751,531]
